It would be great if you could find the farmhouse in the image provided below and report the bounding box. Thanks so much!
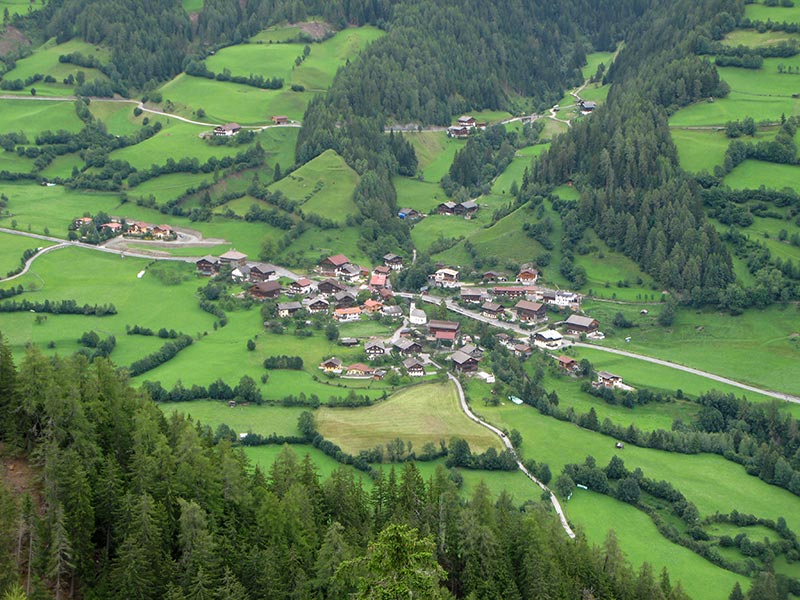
[553,291,581,309]
[373,266,391,277]
[533,329,563,349]
[514,300,547,323]
[513,343,533,359]
[580,100,597,112]
[195,255,220,276]
[454,200,478,217]
[564,314,599,334]
[516,268,539,285]
[409,303,427,325]
[249,280,282,300]
[364,340,387,360]
[557,355,580,373]
[481,301,504,319]
[219,250,248,266]
[248,262,277,282]
[438,201,458,215]
[318,278,347,296]
[318,254,351,276]
[73,216,94,228]
[214,123,241,136]
[394,339,422,356]
[290,278,314,295]
[231,264,251,282]
[382,305,403,319]
[100,222,122,235]
[337,263,362,282]
[363,299,383,313]
[403,357,426,377]
[493,286,531,299]
[432,268,460,288]
[306,297,330,313]
[449,350,480,372]
[429,320,460,336]
[378,288,394,301]
[460,288,485,304]
[397,207,421,220]
[334,307,362,322]
[126,221,154,237]
[277,302,303,318]
[369,274,388,290]
[271,115,289,125]
[383,253,404,270]
[339,337,359,347]
[596,371,623,388]
[152,224,175,240]
[344,363,374,378]
[458,115,477,128]
[459,343,482,358]
[333,290,357,308]
[319,357,343,373]
[447,126,470,138]
[482,271,507,283]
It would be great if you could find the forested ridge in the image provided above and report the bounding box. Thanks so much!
[0,337,692,600]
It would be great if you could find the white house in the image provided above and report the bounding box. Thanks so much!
[432,268,460,288]
[409,302,427,325]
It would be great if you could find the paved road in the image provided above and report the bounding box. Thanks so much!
[448,373,576,538]
[572,342,800,404]
[1,242,70,282]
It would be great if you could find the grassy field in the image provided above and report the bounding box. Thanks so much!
[587,301,800,396]
[268,149,360,224]
[573,231,656,301]
[0,99,84,136]
[393,177,446,214]
[39,153,85,180]
[244,444,372,482]
[671,129,730,173]
[717,57,800,97]
[569,490,747,600]
[491,144,548,195]
[1,38,110,96]
[89,101,154,136]
[480,403,800,534]
[745,0,800,24]
[724,159,800,193]
[129,172,214,204]
[181,0,203,12]
[669,92,800,127]
[159,401,305,437]
[408,133,466,182]
[723,28,800,48]
[0,0,40,16]
[0,151,35,174]
[316,382,502,455]
[0,231,52,276]
[582,50,616,82]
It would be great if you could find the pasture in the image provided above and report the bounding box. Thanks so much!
[277,224,370,267]
[39,153,85,180]
[0,231,52,276]
[744,0,800,24]
[723,159,800,193]
[250,25,304,43]
[668,92,800,127]
[0,151,35,174]
[268,149,360,224]
[568,490,747,600]
[491,144,548,196]
[129,172,213,204]
[723,28,800,48]
[480,403,800,534]
[159,401,305,437]
[244,444,372,482]
[0,0,39,16]
[315,382,502,455]
[582,50,616,82]
[393,177,446,214]
[0,99,84,136]
[670,128,730,173]
[717,57,800,97]
[577,83,610,104]
[408,133,465,182]
[89,100,152,136]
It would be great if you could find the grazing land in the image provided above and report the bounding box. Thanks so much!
[723,159,800,193]
[0,99,84,136]
[316,382,502,455]
[160,401,305,437]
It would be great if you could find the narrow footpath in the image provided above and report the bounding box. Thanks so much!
[448,373,576,539]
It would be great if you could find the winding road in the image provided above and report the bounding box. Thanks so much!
[448,373,576,538]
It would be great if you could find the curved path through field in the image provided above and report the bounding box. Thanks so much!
[448,373,576,539]
[571,342,800,404]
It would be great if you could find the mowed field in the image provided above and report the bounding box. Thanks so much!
[0,99,84,136]
[159,401,305,437]
[745,0,800,24]
[724,159,800,193]
[0,231,53,276]
[669,92,800,127]
[316,382,502,455]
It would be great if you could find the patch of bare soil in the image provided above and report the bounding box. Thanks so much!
[297,21,334,40]
[0,27,31,57]
[0,444,40,503]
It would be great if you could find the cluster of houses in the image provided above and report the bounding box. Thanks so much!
[437,200,479,218]
[556,355,634,391]
[71,216,176,240]
[447,115,488,138]
[433,266,540,290]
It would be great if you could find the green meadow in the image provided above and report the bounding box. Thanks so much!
[480,403,800,533]
[724,159,800,193]
[717,57,800,97]
[128,172,213,204]
[181,0,203,12]
[573,231,655,301]
[541,118,569,139]
[0,99,84,136]
[669,92,800,126]
[268,149,360,224]
[244,444,372,481]
[582,50,616,81]
[0,231,52,276]
[745,0,800,24]
[89,100,153,136]
[723,28,800,48]
[160,401,305,437]
[578,84,610,104]
[316,382,502,455]
[2,38,109,95]
[585,302,800,396]
[491,144,548,195]
[745,215,800,263]
[671,128,730,172]
[39,153,85,180]
[569,490,747,600]
[277,223,370,266]
[250,25,304,43]
[0,0,39,16]
[0,151,35,174]
[393,177,445,214]
[407,132,466,182]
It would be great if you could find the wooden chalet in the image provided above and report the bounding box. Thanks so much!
[454,200,478,217]
[277,301,303,318]
[152,224,174,240]
[271,115,289,125]
[289,278,314,295]
[249,262,277,282]
[457,115,477,127]
[393,339,422,356]
[344,363,374,377]
[337,263,361,282]
[397,207,421,220]
[214,123,241,136]
[369,274,388,290]
[481,301,504,319]
[373,265,391,276]
[364,340,386,359]
[195,255,220,276]
[219,250,248,266]
[100,222,123,235]
[306,296,330,313]
[514,300,547,323]
[318,278,347,296]
[556,355,579,372]
[516,268,539,285]
[363,299,383,313]
[339,337,359,347]
[460,288,484,304]
[482,271,507,283]
[494,286,530,299]
[449,350,480,372]
[382,305,403,319]
[319,357,343,373]
[513,343,533,358]
[447,126,470,138]
[333,290,357,308]
[249,280,282,300]
[596,371,623,388]
[433,268,460,288]
[403,357,425,377]
[318,254,351,276]
[564,314,599,334]
[383,253,404,271]
[438,201,457,215]
[533,329,563,349]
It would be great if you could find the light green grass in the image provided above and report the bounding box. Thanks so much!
[393,177,445,214]
[39,153,85,179]
[244,444,372,482]
[581,51,615,82]
[491,145,548,196]
[410,133,466,182]
[181,0,203,12]
[0,151,35,174]
[745,215,800,264]
[159,401,305,437]
[0,99,83,136]
[577,84,610,104]
[724,159,800,193]
[723,28,800,48]
[128,172,213,204]
[410,214,482,255]
[717,56,800,98]
[0,231,52,276]
[745,0,800,24]
[316,382,502,455]
[251,26,303,43]
[0,0,40,16]
[480,403,800,534]
[671,129,730,173]
[89,100,151,136]
[569,490,747,600]
[553,184,580,200]
[541,118,570,139]
[574,231,656,301]
[669,92,800,127]
[268,149,360,224]
[583,301,800,397]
